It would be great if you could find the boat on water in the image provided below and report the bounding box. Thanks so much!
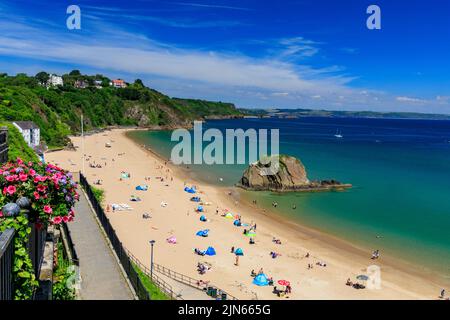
[334,129,343,139]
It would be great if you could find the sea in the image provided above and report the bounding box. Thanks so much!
[128,117,450,280]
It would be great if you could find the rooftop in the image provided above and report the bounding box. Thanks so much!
[13,121,39,130]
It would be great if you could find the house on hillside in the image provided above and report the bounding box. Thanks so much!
[47,74,63,87]
[12,121,40,148]
[94,80,103,89]
[74,80,88,89]
[111,79,127,88]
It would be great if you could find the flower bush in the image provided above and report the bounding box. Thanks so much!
[0,158,79,299]
[0,158,78,225]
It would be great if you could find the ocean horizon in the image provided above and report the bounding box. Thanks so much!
[128,117,450,280]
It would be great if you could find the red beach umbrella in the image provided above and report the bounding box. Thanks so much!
[278,280,290,286]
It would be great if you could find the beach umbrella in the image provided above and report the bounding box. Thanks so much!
[253,274,269,286]
[200,215,207,222]
[197,206,204,212]
[233,219,241,226]
[278,280,290,286]
[205,247,216,256]
[225,213,234,219]
[234,248,244,256]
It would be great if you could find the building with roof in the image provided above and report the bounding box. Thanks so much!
[12,121,40,148]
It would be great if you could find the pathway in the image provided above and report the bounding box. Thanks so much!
[68,189,134,300]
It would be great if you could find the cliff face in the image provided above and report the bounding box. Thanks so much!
[238,155,351,192]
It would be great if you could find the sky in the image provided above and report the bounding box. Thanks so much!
[0,0,449,113]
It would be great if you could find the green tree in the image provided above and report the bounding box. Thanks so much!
[35,71,49,85]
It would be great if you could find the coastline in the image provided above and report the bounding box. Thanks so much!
[45,128,446,300]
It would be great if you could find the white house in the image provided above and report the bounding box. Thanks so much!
[12,121,40,148]
[48,74,63,87]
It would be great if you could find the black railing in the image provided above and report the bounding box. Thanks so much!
[61,223,79,266]
[79,173,151,300]
[0,228,15,300]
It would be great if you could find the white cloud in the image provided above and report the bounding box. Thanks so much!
[396,96,425,103]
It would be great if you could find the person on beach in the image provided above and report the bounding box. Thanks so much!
[440,288,446,299]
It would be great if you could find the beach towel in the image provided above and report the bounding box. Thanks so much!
[253,273,269,286]
[167,236,177,244]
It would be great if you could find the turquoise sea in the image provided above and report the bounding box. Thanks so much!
[128,117,450,280]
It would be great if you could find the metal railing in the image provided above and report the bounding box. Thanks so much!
[28,222,46,278]
[61,223,79,266]
[0,228,15,300]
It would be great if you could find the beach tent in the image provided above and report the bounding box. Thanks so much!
[225,213,234,219]
[135,185,148,191]
[200,215,207,222]
[234,248,244,256]
[253,274,269,286]
[196,229,209,237]
[205,247,216,256]
[197,206,204,212]
[233,219,242,227]
[191,197,201,202]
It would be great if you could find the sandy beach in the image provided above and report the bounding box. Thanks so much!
[45,128,446,300]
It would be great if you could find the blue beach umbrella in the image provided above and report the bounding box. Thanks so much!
[233,219,241,226]
[197,206,204,212]
[234,248,244,256]
[200,215,207,222]
[196,229,209,237]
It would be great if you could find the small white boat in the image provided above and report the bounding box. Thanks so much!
[334,129,343,139]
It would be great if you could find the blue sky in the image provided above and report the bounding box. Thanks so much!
[0,0,449,113]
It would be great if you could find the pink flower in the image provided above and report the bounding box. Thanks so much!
[29,169,36,176]
[62,216,69,223]
[33,191,40,200]
[5,185,16,195]
[43,205,53,214]
[37,184,46,192]
[0,211,3,218]
[6,175,16,182]
[52,216,62,224]
[19,173,28,182]
[17,158,24,165]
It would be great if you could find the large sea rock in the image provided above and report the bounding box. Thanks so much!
[237,155,351,192]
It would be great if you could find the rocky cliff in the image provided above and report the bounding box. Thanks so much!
[237,155,351,192]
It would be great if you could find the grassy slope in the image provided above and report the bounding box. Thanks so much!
[131,262,170,300]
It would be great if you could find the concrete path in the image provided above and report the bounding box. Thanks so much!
[68,189,134,300]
